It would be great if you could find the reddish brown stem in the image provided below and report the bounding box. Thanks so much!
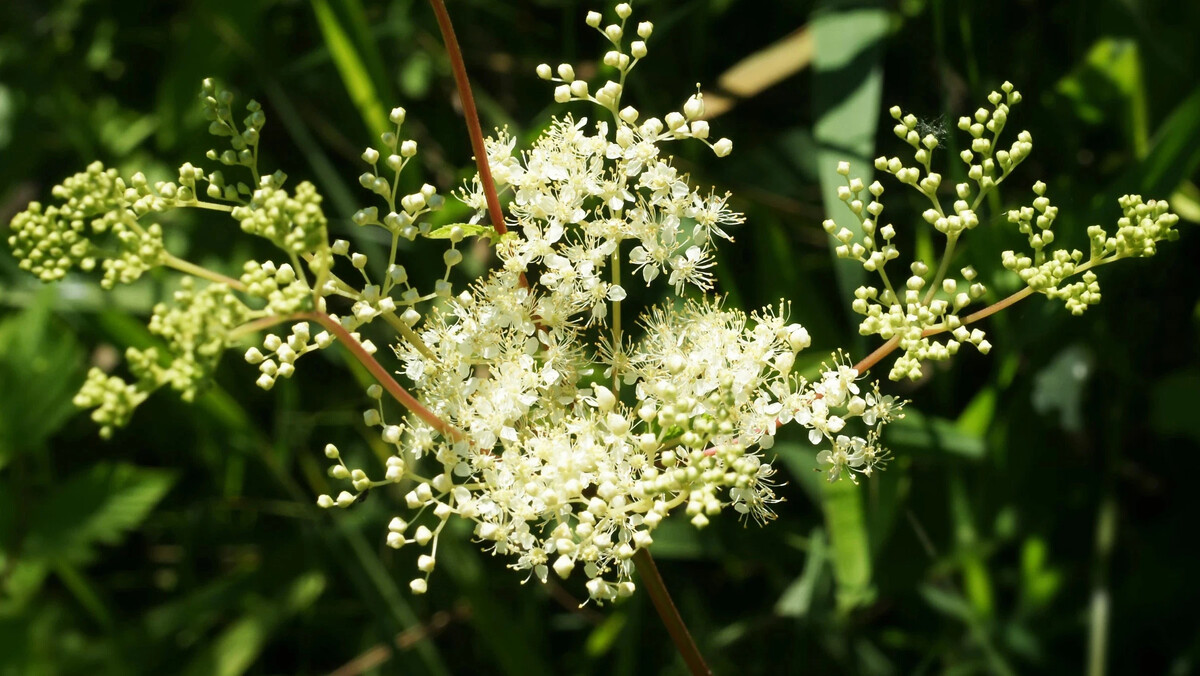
[851,285,1037,375]
[294,312,464,441]
[428,0,506,236]
[632,549,713,676]
[852,336,900,375]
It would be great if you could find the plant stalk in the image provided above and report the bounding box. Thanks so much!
[428,0,506,236]
[632,548,713,676]
[296,311,463,441]
[852,285,1037,374]
[162,253,248,292]
[231,310,463,441]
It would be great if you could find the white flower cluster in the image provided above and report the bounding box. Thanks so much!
[315,2,901,602]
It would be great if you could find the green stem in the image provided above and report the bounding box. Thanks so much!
[180,200,235,213]
[611,248,622,392]
[632,549,712,676]
[922,233,957,305]
[162,253,248,292]
[381,310,440,363]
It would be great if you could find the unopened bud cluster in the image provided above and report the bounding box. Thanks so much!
[828,81,1179,379]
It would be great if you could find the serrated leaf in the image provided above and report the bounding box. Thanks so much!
[22,463,176,564]
[0,288,85,467]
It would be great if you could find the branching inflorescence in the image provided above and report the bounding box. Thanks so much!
[6,0,1179,616]
[829,83,1179,381]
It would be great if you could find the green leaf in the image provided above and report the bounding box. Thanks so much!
[585,610,628,657]
[1108,85,1200,201]
[310,0,390,142]
[775,528,828,618]
[887,407,986,459]
[774,442,875,611]
[812,0,889,308]
[183,572,326,676]
[822,474,875,611]
[1031,344,1093,434]
[919,583,973,621]
[0,288,85,467]
[22,463,176,564]
[426,222,504,242]
[1055,38,1147,153]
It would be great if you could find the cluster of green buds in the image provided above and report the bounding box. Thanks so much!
[73,279,253,437]
[535,2,731,158]
[829,82,1180,380]
[8,162,167,288]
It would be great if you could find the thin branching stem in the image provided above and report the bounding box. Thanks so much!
[162,253,248,292]
[852,284,1039,374]
[428,4,703,669]
[296,311,463,440]
[230,310,463,441]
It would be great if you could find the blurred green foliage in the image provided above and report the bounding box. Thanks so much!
[1,0,1198,674]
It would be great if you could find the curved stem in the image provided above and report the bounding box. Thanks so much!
[296,311,464,441]
[428,0,506,237]
[632,549,712,676]
[230,310,463,441]
[956,285,1033,326]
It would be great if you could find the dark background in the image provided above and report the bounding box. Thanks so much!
[1,0,1198,674]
